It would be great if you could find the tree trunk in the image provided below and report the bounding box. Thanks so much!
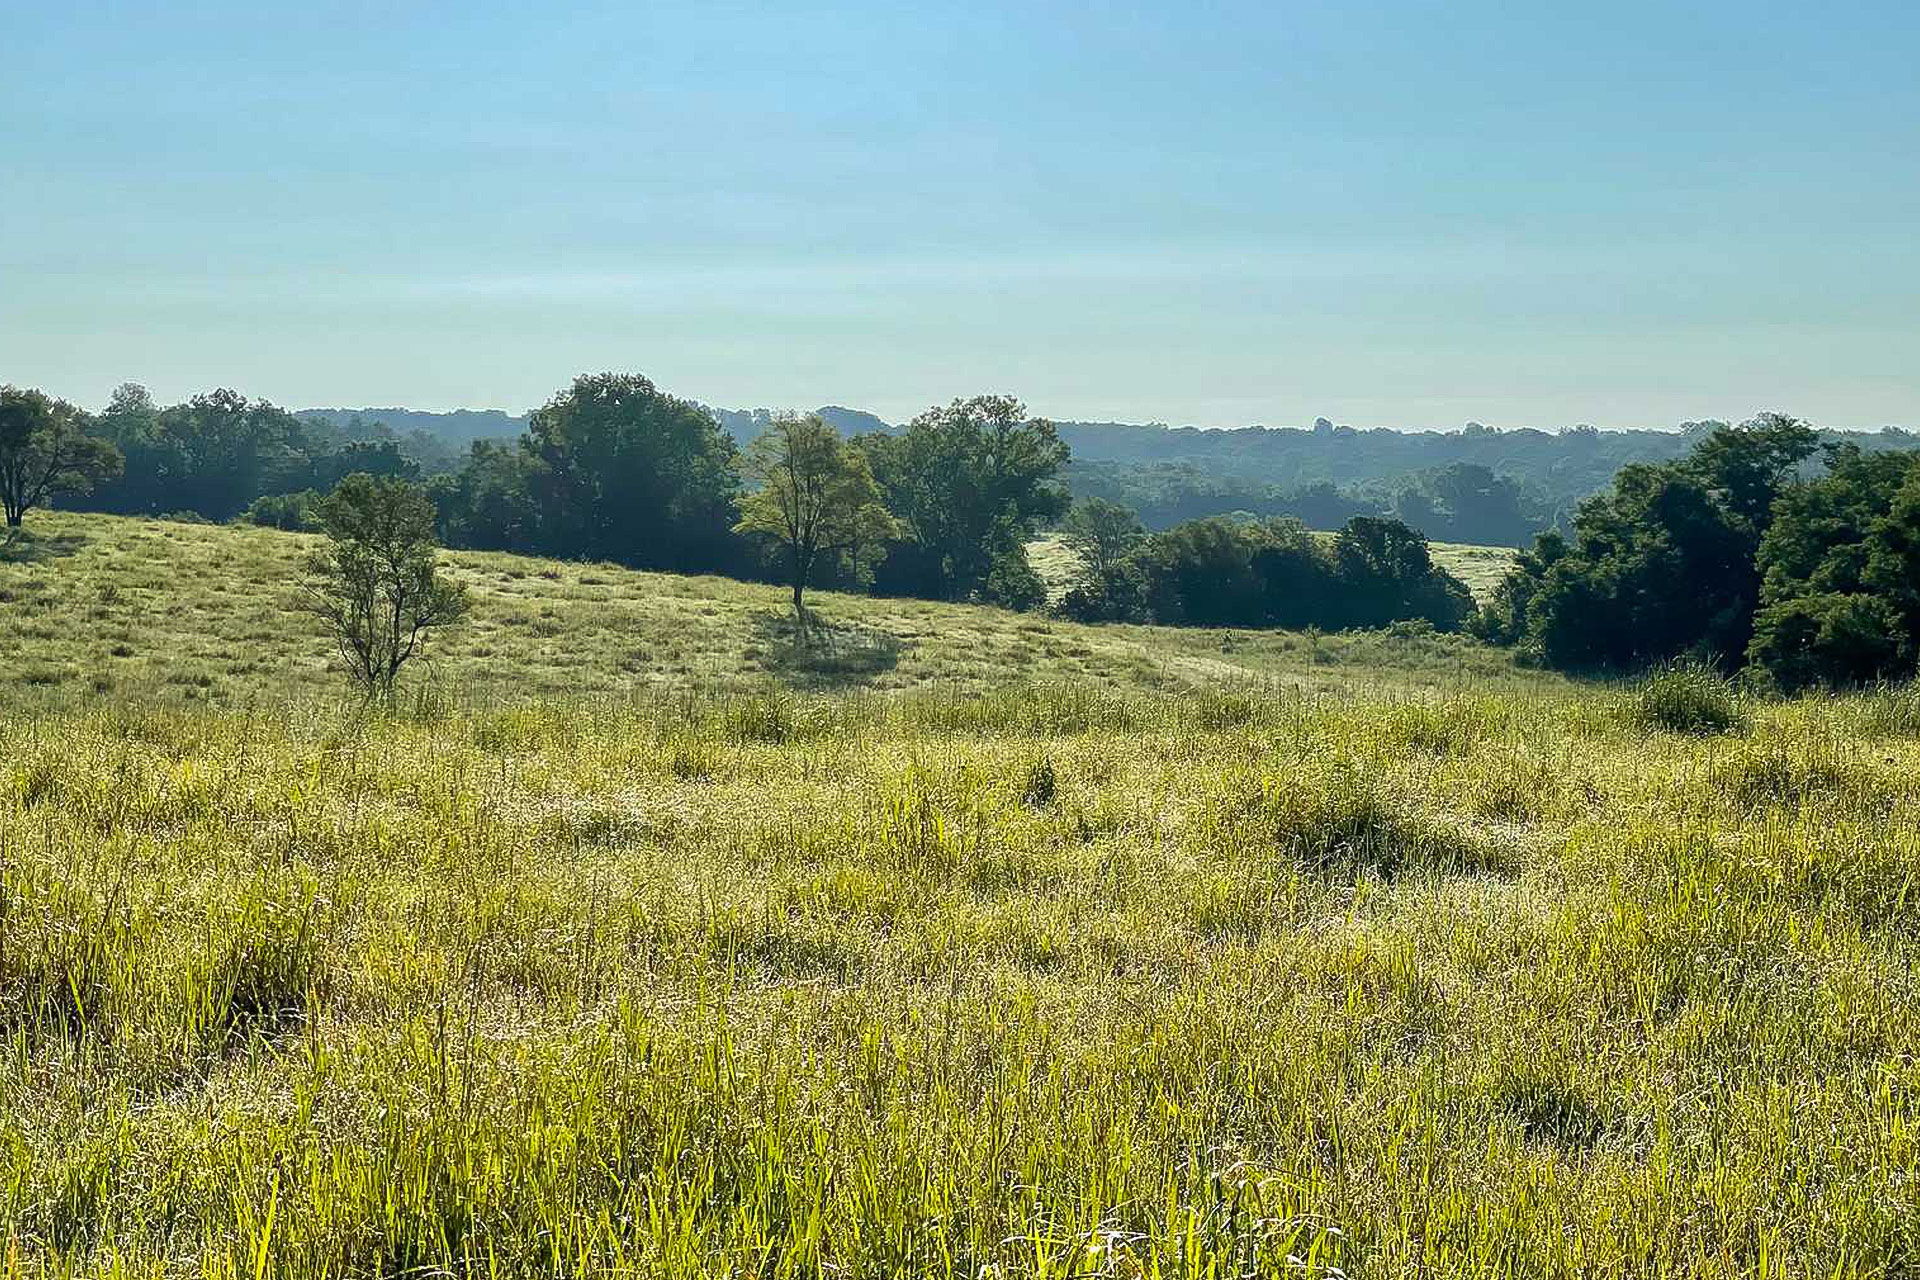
[791,545,809,637]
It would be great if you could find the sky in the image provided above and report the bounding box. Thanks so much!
[4,1,1918,429]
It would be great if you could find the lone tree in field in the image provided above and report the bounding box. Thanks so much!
[302,473,469,698]
[0,386,123,529]
[735,413,901,620]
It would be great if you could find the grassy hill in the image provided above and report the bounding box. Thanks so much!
[0,511,1534,709]
[4,511,1919,1277]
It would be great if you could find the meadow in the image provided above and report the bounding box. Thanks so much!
[4,513,1918,1277]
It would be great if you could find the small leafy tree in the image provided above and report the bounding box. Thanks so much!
[302,474,468,698]
[735,414,901,619]
[1058,498,1145,585]
[0,386,123,528]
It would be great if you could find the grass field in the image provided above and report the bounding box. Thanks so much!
[0,512,1535,709]
[3,512,1917,1277]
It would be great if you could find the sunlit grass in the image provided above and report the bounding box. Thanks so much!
[0,511,1539,708]
[1,512,1914,1276]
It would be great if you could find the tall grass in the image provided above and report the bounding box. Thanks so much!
[0,681,1917,1276]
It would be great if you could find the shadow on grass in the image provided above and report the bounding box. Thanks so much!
[751,609,907,689]
[0,529,90,564]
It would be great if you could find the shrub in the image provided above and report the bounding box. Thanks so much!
[242,490,321,531]
[1626,663,1745,735]
[300,475,469,699]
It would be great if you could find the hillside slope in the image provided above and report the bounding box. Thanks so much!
[0,511,1538,707]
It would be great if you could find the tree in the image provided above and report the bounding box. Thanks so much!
[523,373,744,570]
[1394,463,1545,547]
[1489,414,1820,671]
[859,395,1069,603]
[1053,498,1149,621]
[88,387,314,520]
[1331,516,1472,630]
[301,474,469,698]
[734,414,902,618]
[428,440,546,553]
[1058,498,1145,586]
[0,386,123,528]
[1745,445,1920,688]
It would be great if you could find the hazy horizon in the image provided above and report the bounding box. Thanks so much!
[8,2,1918,428]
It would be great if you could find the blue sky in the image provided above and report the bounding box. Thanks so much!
[4,1,1917,427]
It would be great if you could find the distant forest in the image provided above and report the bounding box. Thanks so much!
[301,404,1920,548]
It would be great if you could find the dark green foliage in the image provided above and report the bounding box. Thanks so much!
[520,372,746,571]
[1068,513,1472,632]
[0,386,123,528]
[1749,594,1905,691]
[1488,414,1820,671]
[860,396,1069,604]
[982,544,1049,611]
[242,490,321,531]
[427,440,547,553]
[84,384,432,524]
[90,387,313,521]
[1392,463,1549,547]
[1058,498,1145,583]
[1331,516,1474,630]
[1747,447,1920,689]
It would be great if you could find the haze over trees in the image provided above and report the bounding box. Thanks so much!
[23,366,1920,687]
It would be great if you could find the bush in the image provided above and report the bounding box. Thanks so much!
[1749,592,1908,692]
[981,548,1048,612]
[1626,663,1745,735]
[242,490,321,531]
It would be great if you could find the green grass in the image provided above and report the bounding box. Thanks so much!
[2,511,1916,1277]
[0,511,1537,708]
[1427,540,1518,600]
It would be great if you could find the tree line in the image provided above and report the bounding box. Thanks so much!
[1478,412,1920,690]
[24,374,1917,693]
[1066,458,1550,547]
[1053,500,1473,632]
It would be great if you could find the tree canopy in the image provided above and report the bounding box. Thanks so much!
[0,385,123,528]
[859,395,1069,604]
[522,373,745,571]
[735,414,901,615]
[1482,414,1819,670]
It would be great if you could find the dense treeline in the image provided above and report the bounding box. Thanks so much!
[1055,415,1920,532]
[1055,501,1473,632]
[1481,413,1920,689]
[4,372,1482,636]
[81,384,452,522]
[424,376,1074,606]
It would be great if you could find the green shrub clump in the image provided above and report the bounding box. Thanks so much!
[1627,664,1745,735]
